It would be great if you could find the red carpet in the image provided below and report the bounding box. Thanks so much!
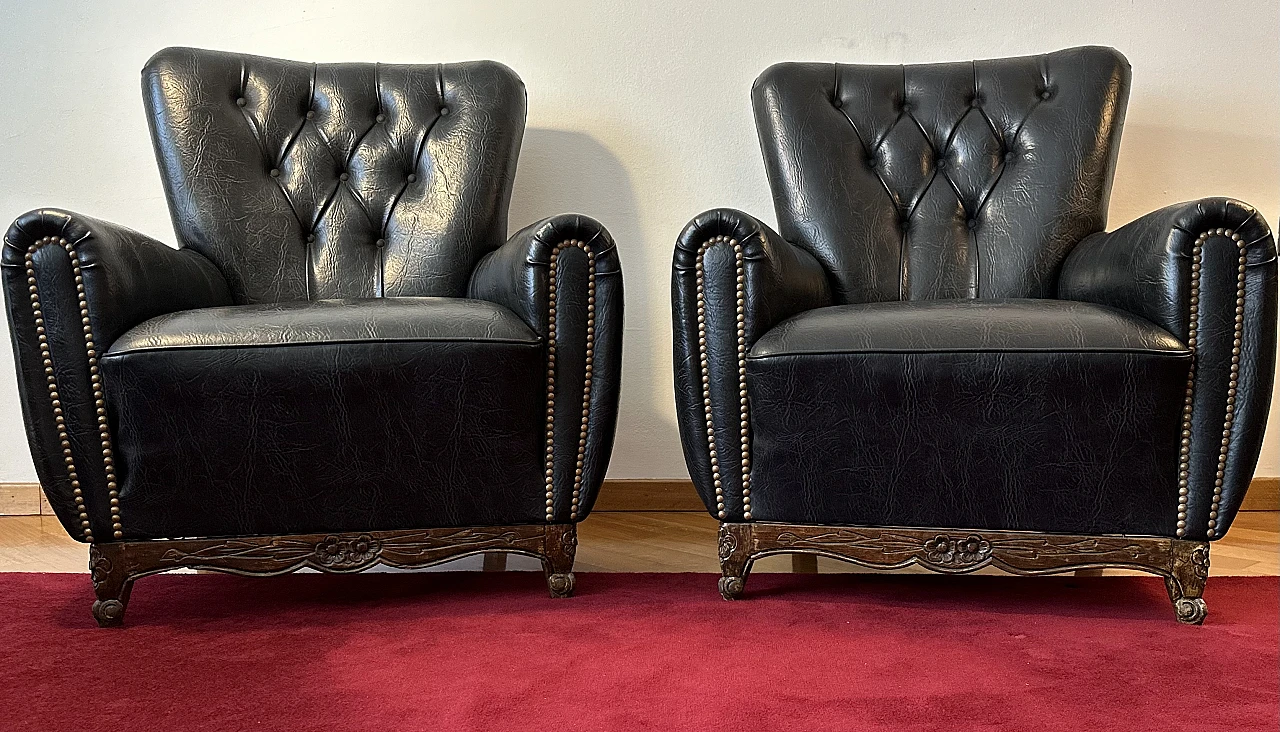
[0,572,1276,731]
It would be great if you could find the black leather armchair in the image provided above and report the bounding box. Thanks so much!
[673,46,1275,623]
[2,48,622,626]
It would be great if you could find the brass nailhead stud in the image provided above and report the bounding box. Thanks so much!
[25,235,121,541]
[1176,228,1247,538]
[695,235,751,521]
[545,240,597,521]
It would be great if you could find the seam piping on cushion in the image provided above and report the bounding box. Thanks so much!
[101,336,543,356]
[745,347,1193,360]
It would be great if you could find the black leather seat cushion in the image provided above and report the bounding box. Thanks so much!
[101,298,546,539]
[746,299,1193,535]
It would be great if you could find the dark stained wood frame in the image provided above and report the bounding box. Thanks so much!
[88,524,577,627]
[717,522,1211,624]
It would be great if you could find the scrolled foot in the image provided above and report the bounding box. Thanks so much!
[547,572,575,599]
[1174,597,1207,625]
[718,575,745,600]
[92,599,126,627]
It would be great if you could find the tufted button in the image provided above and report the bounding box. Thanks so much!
[1004,151,1016,162]
[235,97,247,107]
[376,113,386,123]
[935,157,946,169]
[969,95,982,108]
[269,168,280,178]
[306,234,316,244]
[1039,88,1053,100]
[339,172,350,181]
[967,218,979,230]
[305,110,315,120]
[832,97,843,108]
[439,106,449,116]
[866,154,877,167]
[406,173,417,182]
[375,238,386,248]
[900,101,913,113]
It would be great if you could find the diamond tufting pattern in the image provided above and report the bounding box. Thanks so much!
[752,46,1130,303]
[143,48,525,304]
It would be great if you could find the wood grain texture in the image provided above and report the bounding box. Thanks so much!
[593,480,704,511]
[1244,477,1279,511]
[0,484,40,516]
[88,525,576,626]
[3,478,1277,515]
[717,522,1211,623]
[0,511,1276,577]
[596,478,1280,512]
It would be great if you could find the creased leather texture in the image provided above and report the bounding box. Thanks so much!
[746,300,1190,534]
[751,299,1188,356]
[753,46,1129,303]
[672,46,1277,542]
[3,209,231,540]
[102,299,544,539]
[110,297,537,352]
[2,48,623,543]
[672,209,831,518]
[1060,199,1277,538]
[469,214,624,519]
[143,47,524,304]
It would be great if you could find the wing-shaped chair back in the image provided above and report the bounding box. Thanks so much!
[142,47,525,304]
[752,46,1130,303]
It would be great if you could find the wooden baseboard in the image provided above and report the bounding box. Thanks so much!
[596,477,1280,513]
[1244,477,1279,511]
[0,483,41,516]
[2,477,1276,517]
[594,479,704,511]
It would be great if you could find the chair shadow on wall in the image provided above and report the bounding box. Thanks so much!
[1110,122,1279,226]
[507,127,670,499]
[1112,120,1280,470]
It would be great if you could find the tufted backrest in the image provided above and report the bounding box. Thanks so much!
[752,46,1130,303]
[142,47,525,304]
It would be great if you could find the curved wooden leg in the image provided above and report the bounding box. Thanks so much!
[89,543,133,628]
[543,524,576,598]
[1166,540,1209,625]
[718,522,753,600]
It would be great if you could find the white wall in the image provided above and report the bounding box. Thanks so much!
[1,0,1277,482]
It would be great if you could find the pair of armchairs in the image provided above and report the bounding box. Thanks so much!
[4,46,1273,627]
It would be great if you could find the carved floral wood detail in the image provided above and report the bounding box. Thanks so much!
[150,527,540,573]
[721,522,1210,623]
[87,524,576,626]
[763,526,1157,572]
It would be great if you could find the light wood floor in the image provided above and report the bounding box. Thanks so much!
[1,511,1276,576]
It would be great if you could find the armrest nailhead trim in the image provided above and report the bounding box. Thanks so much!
[24,236,123,540]
[694,235,752,521]
[1176,227,1246,539]
[545,240,596,522]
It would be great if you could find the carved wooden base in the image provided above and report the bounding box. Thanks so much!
[718,522,1210,624]
[88,523,577,627]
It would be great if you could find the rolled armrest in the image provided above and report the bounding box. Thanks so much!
[1059,198,1277,540]
[2,209,230,542]
[672,208,832,521]
[468,213,623,522]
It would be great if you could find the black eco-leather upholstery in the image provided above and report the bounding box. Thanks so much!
[672,46,1276,541]
[747,300,1190,535]
[3,48,623,542]
[102,298,546,538]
